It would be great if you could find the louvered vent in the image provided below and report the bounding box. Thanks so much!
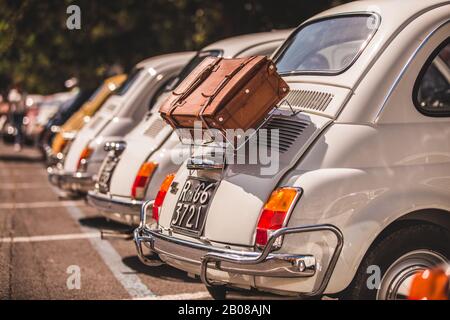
[144,118,166,137]
[282,89,333,112]
[258,116,309,153]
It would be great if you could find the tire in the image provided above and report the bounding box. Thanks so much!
[345,224,450,300]
[206,286,227,300]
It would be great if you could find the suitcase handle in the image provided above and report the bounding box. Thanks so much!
[170,58,223,108]
[198,56,259,127]
[166,58,223,128]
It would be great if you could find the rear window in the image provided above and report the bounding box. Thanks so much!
[414,38,450,116]
[164,50,222,92]
[275,14,379,75]
[114,68,142,96]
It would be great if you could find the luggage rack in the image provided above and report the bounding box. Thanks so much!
[176,99,300,148]
[176,100,301,171]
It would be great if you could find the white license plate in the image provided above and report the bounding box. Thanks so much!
[170,177,217,237]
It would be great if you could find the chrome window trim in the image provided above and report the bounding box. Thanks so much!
[374,20,450,122]
[273,12,381,77]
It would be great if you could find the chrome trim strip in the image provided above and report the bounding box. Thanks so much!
[134,219,343,296]
[200,224,343,297]
[375,20,450,122]
[86,192,144,215]
[48,169,94,192]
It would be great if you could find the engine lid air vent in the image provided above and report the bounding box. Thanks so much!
[258,115,310,153]
[281,89,334,112]
[144,118,166,137]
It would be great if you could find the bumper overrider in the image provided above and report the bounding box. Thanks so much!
[134,201,344,297]
[47,167,95,193]
[44,144,60,166]
[87,191,143,226]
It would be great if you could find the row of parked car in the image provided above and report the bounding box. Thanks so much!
[44,0,449,300]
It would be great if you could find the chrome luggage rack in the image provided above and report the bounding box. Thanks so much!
[174,100,301,171]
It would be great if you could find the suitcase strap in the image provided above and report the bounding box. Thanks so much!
[198,56,259,129]
[167,57,223,128]
[170,58,223,108]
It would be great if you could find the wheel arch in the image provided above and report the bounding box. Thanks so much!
[338,207,450,296]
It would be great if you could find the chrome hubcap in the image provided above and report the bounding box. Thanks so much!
[377,250,447,300]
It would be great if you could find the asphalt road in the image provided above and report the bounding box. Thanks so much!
[0,143,209,300]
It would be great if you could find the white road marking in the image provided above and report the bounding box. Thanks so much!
[134,291,211,300]
[0,232,100,243]
[0,200,83,209]
[0,183,48,190]
[64,205,155,298]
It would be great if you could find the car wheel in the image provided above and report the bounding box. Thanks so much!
[345,224,450,300]
[206,286,227,300]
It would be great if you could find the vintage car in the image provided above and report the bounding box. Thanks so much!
[134,0,450,300]
[86,30,291,226]
[48,74,126,164]
[48,52,194,195]
[39,88,95,154]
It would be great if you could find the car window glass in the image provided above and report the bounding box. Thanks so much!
[275,14,378,75]
[148,76,176,112]
[164,50,222,92]
[415,40,450,116]
[114,68,142,96]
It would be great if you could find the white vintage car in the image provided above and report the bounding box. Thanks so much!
[48,52,194,194]
[134,0,450,300]
[86,31,291,225]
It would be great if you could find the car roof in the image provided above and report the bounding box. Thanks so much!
[279,0,449,89]
[135,51,196,69]
[308,0,449,27]
[201,29,293,58]
[104,74,127,86]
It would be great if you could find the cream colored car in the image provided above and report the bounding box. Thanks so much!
[135,0,450,300]
[87,30,291,226]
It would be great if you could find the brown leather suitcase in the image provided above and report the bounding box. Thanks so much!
[159,55,289,133]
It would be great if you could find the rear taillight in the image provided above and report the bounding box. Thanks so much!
[131,162,158,200]
[152,173,175,223]
[76,147,93,171]
[255,187,299,248]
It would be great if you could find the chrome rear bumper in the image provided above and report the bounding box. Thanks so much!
[134,201,343,297]
[47,167,94,193]
[87,191,143,226]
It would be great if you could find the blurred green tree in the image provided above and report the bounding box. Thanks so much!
[0,0,348,94]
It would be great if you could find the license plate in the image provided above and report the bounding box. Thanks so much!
[97,155,119,193]
[170,177,217,237]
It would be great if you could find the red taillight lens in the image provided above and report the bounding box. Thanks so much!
[131,162,158,200]
[152,173,175,223]
[255,187,299,247]
[76,147,93,171]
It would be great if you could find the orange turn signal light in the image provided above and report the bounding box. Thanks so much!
[131,162,158,200]
[256,187,299,247]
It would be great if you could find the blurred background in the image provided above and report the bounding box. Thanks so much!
[0,0,349,95]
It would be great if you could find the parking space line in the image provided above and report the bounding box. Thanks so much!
[0,183,49,190]
[0,232,100,243]
[64,205,155,299]
[134,291,210,300]
[0,200,83,209]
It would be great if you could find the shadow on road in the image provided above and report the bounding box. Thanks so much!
[0,153,43,163]
[122,255,201,283]
[78,216,132,232]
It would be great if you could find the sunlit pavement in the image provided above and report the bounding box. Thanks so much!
[0,143,208,300]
